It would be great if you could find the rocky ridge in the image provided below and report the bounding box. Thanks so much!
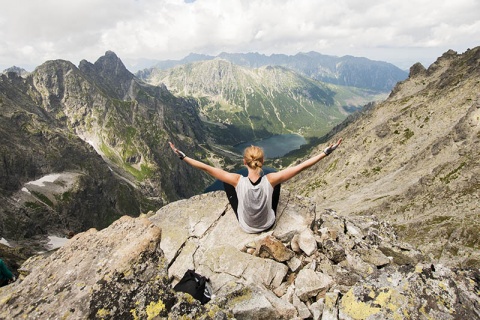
[288,47,480,267]
[0,191,478,319]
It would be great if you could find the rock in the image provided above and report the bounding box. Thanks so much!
[345,221,363,238]
[338,265,480,320]
[309,299,324,320]
[322,291,340,320]
[298,228,317,256]
[256,235,295,262]
[358,247,391,267]
[292,293,311,318]
[287,256,302,272]
[294,269,333,302]
[321,239,347,264]
[0,216,178,319]
[228,285,297,320]
[291,234,301,253]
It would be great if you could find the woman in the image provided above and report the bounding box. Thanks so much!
[169,138,342,233]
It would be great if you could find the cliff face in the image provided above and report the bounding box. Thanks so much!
[0,192,477,319]
[288,47,480,267]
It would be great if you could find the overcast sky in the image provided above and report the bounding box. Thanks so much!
[1,0,479,72]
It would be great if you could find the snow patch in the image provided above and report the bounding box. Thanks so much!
[0,238,10,247]
[27,173,63,187]
[47,236,69,250]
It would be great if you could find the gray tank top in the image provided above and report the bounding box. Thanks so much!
[236,176,275,233]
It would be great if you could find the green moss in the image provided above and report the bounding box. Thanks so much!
[30,191,54,207]
[372,166,382,173]
[24,201,43,209]
[401,128,414,144]
[440,162,466,184]
[326,159,338,173]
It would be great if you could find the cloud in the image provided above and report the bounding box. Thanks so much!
[1,0,479,71]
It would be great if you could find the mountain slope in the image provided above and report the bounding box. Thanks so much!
[287,48,480,266]
[139,59,381,144]
[0,51,216,240]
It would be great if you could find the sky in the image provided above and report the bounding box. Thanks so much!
[1,0,479,72]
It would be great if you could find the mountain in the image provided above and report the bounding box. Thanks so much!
[138,51,408,92]
[2,66,30,77]
[138,58,383,144]
[287,47,480,266]
[0,51,215,242]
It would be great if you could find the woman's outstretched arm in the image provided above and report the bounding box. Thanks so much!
[267,138,342,187]
[169,142,241,187]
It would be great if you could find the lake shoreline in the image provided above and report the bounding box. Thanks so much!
[233,133,307,158]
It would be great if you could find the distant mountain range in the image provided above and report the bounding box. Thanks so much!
[136,52,405,142]
[138,59,383,142]
[138,51,408,91]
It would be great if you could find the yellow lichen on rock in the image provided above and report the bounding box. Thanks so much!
[341,286,407,319]
[96,308,110,318]
[341,288,381,319]
[146,300,165,320]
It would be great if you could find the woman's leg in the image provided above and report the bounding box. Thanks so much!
[272,184,281,216]
[223,182,239,220]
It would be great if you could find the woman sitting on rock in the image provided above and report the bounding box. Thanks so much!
[169,138,342,233]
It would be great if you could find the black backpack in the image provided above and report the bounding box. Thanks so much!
[173,269,212,304]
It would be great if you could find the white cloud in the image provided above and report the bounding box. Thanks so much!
[0,0,478,71]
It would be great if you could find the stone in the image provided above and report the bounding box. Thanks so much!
[292,293,311,318]
[294,269,333,302]
[291,234,301,253]
[298,228,317,256]
[0,216,179,319]
[322,291,340,320]
[309,299,324,320]
[345,222,363,238]
[287,256,302,272]
[321,239,347,264]
[229,285,297,320]
[358,247,391,267]
[256,235,295,262]
[338,265,480,320]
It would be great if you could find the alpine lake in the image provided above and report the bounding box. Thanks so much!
[233,134,307,158]
[205,134,306,192]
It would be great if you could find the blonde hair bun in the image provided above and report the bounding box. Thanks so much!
[243,145,265,173]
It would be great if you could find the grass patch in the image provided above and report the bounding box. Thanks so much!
[24,201,44,210]
[30,191,53,207]
[440,162,466,184]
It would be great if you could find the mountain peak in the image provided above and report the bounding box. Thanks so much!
[78,51,134,99]
[93,50,132,79]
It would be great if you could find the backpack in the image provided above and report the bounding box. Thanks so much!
[173,269,212,304]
